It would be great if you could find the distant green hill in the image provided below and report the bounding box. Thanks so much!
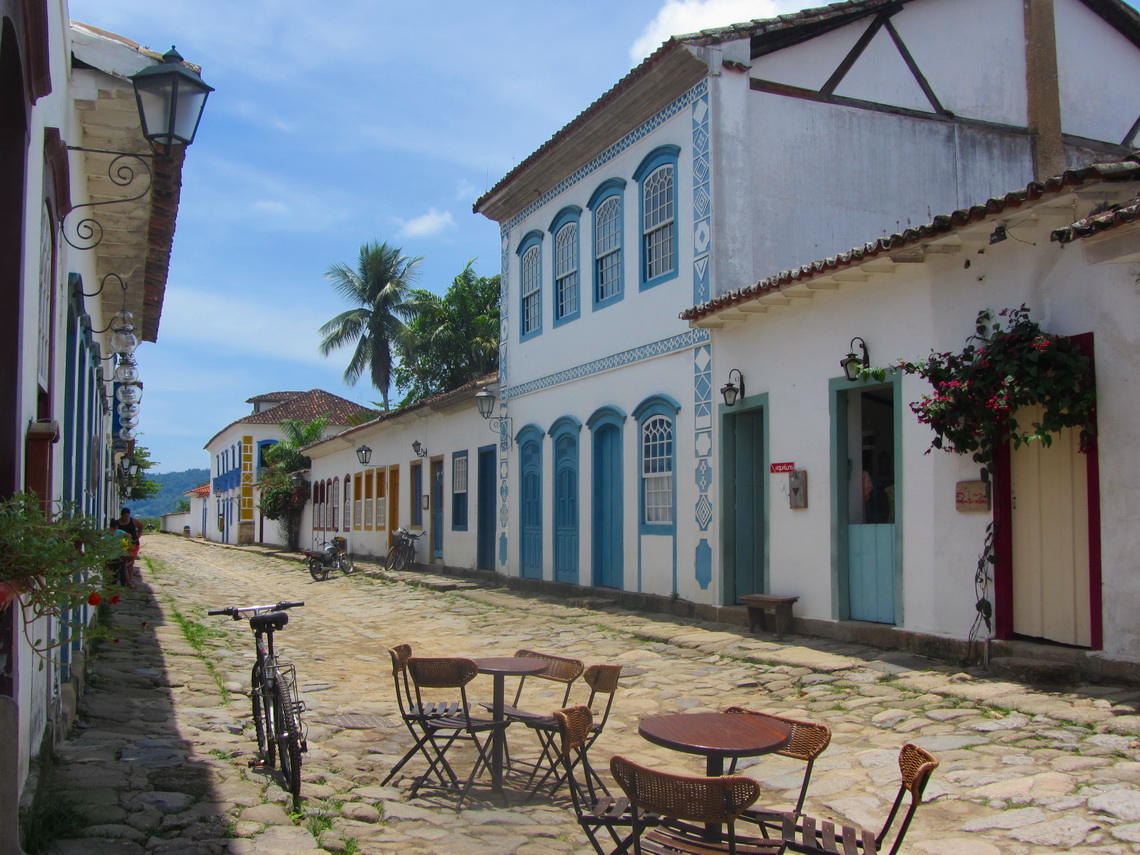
[129,468,209,518]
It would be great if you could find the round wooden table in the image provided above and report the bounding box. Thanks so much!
[472,657,547,794]
[638,711,792,776]
[639,711,791,840]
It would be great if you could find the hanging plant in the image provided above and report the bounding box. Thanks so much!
[895,305,1095,480]
[0,493,127,655]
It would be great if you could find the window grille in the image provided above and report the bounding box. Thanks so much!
[643,165,675,281]
[642,415,673,524]
[521,244,541,335]
[595,196,621,302]
[555,222,579,319]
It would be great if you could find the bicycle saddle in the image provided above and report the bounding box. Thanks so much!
[249,612,289,632]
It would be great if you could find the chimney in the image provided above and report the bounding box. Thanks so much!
[1024,0,1065,180]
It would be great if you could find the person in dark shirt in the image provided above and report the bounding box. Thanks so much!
[117,507,142,588]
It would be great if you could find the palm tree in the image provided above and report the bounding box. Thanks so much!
[319,242,423,410]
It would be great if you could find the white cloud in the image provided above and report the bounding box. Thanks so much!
[455,179,478,204]
[631,0,806,62]
[396,209,455,239]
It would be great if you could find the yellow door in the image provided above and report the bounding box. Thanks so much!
[1010,407,1091,646]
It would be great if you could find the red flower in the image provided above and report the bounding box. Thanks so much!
[110,595,120,604]
[88,591,102,606]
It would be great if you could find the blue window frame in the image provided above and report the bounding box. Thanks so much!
[411,461,423,527]
[587,178,626,310]
[633,394,681,534]
[517,230,544,341]
[633,145,680,290]
[451,450,469,531]
[550,206,582,326]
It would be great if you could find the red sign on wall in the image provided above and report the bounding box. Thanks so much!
[770,462,795,473]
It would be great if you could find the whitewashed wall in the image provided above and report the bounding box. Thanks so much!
[711,206,1140,654]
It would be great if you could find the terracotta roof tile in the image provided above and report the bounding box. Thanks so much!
[184,485,210,497]
[681,160,1140,322]
[246,391,305,403]
[1051,200,1140,244]
[204,389,374,449]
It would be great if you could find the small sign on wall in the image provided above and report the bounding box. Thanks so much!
[789,470,808,509]
[956,481,990,512]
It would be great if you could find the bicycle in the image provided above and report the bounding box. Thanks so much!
[385,527,426,572]
[304,535,354,581]
[208,600,307,808]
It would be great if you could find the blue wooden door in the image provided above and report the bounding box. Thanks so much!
[841,386,897,624]
[554,434,578,584]
[592,423,623,589]
[431,460,443,559]
[727,410,764,604]
[520,439,542,579]
[477,446,496,570]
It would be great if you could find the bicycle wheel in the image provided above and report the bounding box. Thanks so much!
[273,679,304,808]
[338,555,355,575]
[251,664,276,767]
[308,555,330,582]
[385,543,403,572]
[396,543,413,572]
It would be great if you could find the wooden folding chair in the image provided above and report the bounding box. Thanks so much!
[406,656,510,808]
[724,706,831,815]
[381,643,464,789]
[610,754,776,855]
[554,706,649,855]
[528,662,622,799]
[753,743,939,855]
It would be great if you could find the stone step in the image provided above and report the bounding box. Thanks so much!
[987,656,1082,686]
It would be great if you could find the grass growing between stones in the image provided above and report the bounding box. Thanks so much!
[22,790,87,854]
[166,600,231,704]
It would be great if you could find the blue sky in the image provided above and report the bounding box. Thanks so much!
[68,0,1140,473]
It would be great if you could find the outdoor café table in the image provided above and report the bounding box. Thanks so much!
[638,711,791,840]
[472,656,547,795]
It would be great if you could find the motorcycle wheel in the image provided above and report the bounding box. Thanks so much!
[338,556,355,575]
[308,556,330,582]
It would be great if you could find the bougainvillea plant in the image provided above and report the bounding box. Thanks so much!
[894,305,1096,481]
[859,306,1096,644]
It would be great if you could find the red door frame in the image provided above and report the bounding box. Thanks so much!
[992,333,1101,648]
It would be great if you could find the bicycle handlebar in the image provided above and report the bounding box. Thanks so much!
[207,601,305,618]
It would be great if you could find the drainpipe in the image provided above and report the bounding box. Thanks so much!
[1025,0,1065,180]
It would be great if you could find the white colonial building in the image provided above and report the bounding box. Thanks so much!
[204,390,372,545]
[464,0,1140,669]
[0,5,206,845]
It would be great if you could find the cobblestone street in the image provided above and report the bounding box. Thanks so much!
[40,534,1140,854]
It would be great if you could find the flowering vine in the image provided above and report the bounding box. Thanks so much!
[894,305,1095,481]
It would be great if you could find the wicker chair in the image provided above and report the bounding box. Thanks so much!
[753,743,939,855]
[381,644,465,789]
[724,707,831,816]
[405,656,510,808]
[484,649,583,781]
[554,706,649,855]
[528,662,623,799]
[610,754,776,855]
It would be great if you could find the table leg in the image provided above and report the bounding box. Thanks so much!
[490,675,505,793]
[705,756,724,841]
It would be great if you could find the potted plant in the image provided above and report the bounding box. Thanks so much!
[0,493,126,651]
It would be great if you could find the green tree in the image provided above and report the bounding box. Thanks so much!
[122,445,161,501]
[259,416,328,550]
[319,241,422,411]
[392,261,500,405]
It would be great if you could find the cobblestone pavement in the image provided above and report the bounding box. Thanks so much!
[39,534,1140,854]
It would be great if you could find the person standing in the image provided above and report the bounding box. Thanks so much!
[117,507,142,588]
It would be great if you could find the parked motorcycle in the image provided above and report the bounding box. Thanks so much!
[304,536,354,581]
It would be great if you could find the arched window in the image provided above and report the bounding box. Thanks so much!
[517,230,543,341]
[588,178,625,309]
[343,475,352,530]
[633,394,681,533]
[550,206,581,325]
[634,146,680,290]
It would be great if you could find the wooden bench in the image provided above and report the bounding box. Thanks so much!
[740,594,799,638]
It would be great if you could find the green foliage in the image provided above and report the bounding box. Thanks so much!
[121,444,161,501]
[392,261,500,406]
[320,241,423,411]
[127,467,209,517]
[23,789,88,854]
[173,498,191,513]
[0,494,127,645]
[896,305,1096,480]
[258,416,325,549]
